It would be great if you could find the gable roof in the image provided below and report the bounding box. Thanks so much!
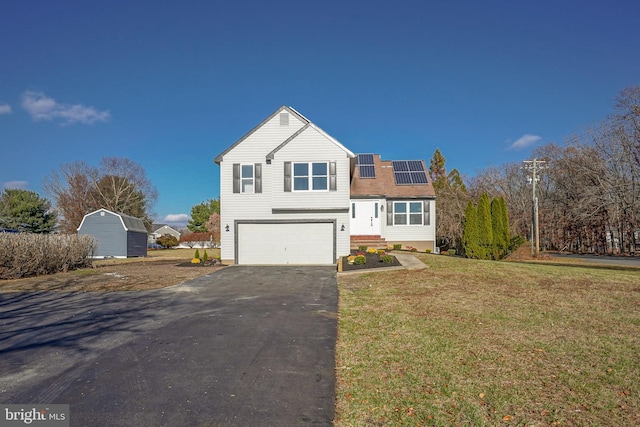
[350,154,436,199]
[214,105,355,164]
[78,208,148,233]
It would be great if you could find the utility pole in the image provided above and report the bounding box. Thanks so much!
[523,159,546,257]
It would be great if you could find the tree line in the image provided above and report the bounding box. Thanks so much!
[432,85,640,256]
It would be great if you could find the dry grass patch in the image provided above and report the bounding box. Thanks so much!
[336,254,640,426]
[0,248,222,292]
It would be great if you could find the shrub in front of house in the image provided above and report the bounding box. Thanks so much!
[358,245,368,251]
[0,233,95,279]
[393,244,402,250]
[448,249,456,255]
[194,249,200,260]
[425,249,431,253]
[377,249,386,255]
[353,255,366,265]
[380,255,394,264]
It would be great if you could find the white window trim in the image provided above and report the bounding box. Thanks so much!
[241,164,254,194]
[393,201,423,226]
[292,161,329,192]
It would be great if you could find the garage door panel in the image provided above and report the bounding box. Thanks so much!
[237,222,334,265]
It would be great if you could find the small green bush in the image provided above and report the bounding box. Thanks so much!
[393,244,402,250]
[203,250,208,263]
[377,249,386,255]
[354,255,366,265]
[380,255,394,264]
[194,249,200,259]
[425,249,431,253]
[448,249,456,255]
[358,245,368,251]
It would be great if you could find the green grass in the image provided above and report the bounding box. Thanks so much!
[336,254,640,426]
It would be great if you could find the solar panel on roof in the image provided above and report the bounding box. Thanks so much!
[357,154,376,178]
[360,165,376,178]
[408,160,423,171]
[411,171,429,183]
[392,160,409,171]
[357,154,374,165]
[394,172,412,184]
[392,160,429,185]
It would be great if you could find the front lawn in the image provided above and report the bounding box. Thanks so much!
[336,254,640,426]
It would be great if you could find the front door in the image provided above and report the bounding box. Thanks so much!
[350,200,381,235]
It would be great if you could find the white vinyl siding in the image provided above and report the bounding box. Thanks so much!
[217,109,352,263]
[380,199,436,243]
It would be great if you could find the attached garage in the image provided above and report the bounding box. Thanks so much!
[236,220,336,265]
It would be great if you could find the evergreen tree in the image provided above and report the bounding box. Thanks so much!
[188,199,220,232]
[429,148,447,185]
[477,193,493,259]
[491,197,506,259]
[0,189,57,233]
[499,196,511,252]
[462,200,481,258]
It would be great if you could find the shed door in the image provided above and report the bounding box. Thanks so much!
[237,222,334,265]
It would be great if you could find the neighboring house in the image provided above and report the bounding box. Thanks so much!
[148,223,181,247]
[77,208,148,258]
[214,105,436,265]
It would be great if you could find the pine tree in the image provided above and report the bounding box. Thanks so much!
[477,193,493,259]
[462,200,481,259]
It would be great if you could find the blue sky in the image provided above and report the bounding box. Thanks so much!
[1,1,639,227]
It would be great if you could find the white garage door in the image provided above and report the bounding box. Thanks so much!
[237,222,335,265]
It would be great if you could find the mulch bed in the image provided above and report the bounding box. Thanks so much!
[176,261,224,267]
[341,251,402,271]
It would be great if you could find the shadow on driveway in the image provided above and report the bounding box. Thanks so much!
[0,266,338,426]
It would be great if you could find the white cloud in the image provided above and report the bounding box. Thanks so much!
[508,134,542,150]
[0,103,11,115]
[21,91,110,125]
[3,181,28,190]
[163,213,190,224]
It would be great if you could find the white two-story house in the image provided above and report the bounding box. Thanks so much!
[214,106,436,265]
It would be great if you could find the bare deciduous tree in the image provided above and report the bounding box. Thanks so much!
[44,157,157,234]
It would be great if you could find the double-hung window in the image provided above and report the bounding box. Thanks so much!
[393,201,423,225]
[293,162,328,191]
[241,164,254,193]
[233,163,262,194]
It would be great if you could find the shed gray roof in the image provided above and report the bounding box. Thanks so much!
[78,209,148,233]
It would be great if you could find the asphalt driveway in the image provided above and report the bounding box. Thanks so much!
[0,266,338,426]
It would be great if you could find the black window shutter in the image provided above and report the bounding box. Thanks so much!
[255,163,262,194]
[386,201,393,225]
[284,162,291,192]
[424,200,430,225]
[329,161,337,191]
[232,164,240,194]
